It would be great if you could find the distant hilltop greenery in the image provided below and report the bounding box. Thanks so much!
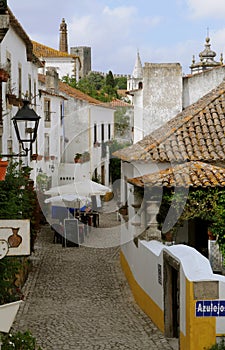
[62,71,128,102]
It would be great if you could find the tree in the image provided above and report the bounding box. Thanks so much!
[105,70,115,88]
[114,76,127,90]
[61,71,124,102]
[61,75,76,88]
[0,160,39,306]
[157,186,225,260]
[108,140,131,185]
[114,106,131,137]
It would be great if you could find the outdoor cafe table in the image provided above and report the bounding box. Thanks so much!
[77,211,99,227]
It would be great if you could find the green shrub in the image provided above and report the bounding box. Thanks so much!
[1,331,42,349]
[0,257,23,305]
[207,338,225,349]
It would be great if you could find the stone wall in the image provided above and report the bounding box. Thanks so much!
[142,63,183,136]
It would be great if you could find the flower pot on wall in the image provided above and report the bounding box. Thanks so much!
[6,93,17,105]
[0,300,23,332]
[0,159,8,180]
[0,68,9,82]
[31,154,38,161]
[74,153,82,163]
[94,142,100,148]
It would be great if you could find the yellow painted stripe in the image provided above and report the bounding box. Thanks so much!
[120,251,164,332]
[184,279,216,350]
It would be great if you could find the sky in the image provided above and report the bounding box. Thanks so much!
[7,0,225,75]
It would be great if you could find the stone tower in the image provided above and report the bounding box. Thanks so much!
[70,46,91,78]
[59,18,68,53]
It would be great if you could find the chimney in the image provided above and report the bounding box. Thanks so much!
[46,68,59,92]
[59,18,68,53]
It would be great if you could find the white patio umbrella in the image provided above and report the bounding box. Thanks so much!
[44,194,91,204]
[44,180,111,197]
[44,193,91,211]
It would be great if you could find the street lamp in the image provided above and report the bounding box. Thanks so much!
[1,100,40,157]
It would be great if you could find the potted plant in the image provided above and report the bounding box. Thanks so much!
[0,67,9,82]
[119,203,128,216]
[0,158,8,180]
[6,85,18,105]
[94,141,100,148]
[82,151,90,162]
[31,154,38,161]
[74,153,82,163]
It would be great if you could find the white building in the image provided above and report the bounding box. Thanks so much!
[32,41,81,81]
[128,42,225,143]
[0,5,114,191]
[0,6,42,160]
[56,79,115,187]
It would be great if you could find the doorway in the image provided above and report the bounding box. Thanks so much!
[164,251,180,340]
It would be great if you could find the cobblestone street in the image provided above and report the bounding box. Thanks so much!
[13,215,175,350]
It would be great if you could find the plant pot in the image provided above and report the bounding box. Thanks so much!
[0,159,8,180]
[31,154,38,161]
[119,206,128,216]
[0,68,9,82]
[6,93,17,105]
[0,300,23,332]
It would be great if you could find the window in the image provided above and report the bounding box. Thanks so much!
[108,124,111,140]
[101,123,104,142]
[44,99,51,122]
[44,133,50,157]
[6,56,11,92]
[94,123,97,143]
[60,102,64,125]
[28,74,32,101]
[33,81,37,107]
[18,66,22,98]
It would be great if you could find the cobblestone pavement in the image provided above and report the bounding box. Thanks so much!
[13,213,175,350]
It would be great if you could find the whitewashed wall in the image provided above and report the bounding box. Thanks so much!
[1,27,39,157]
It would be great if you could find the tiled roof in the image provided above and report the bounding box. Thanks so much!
[59,81,105,105]
[114,80,225,163]
[117,89,128,97]
[32,41,79,59]
[106,99,133,107]
[38,74,107,106]
[128,161,225,188]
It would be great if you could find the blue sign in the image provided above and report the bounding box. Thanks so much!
[196,300,225,317]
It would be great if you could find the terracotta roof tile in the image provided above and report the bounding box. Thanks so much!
[128,161,225,188]
[114,80,225,163]
[32,41,79,59]
[38,74,108,106]
[106,99,133,108]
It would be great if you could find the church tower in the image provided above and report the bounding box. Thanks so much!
[127,51,143,91]
[59,18,68,53]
